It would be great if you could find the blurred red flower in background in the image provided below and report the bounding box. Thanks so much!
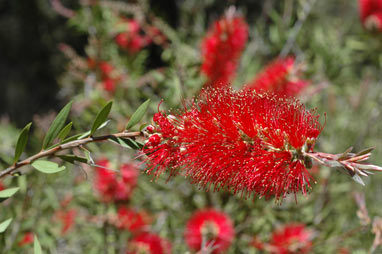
[360,0,382,31]
[245,57,308,97]
[127,232,171,254]
[0,181,4,191]
[269,223,312,254]
[18,232,34,246]
[201,10,248,88]
[55,209,77,235]
[184,209,234,253]
[144,87,323,201]
[93,159,139,203]
[116,206,151,233]
[115,19,152,53]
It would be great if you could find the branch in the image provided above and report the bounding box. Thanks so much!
[0,131,142,179]
[279,0,317,58]
[305,147,382,185]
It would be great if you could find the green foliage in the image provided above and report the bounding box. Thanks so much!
[0,218,13,233]
[0,187,19,203]
[126,99,151,130]
[31,160,66,174]
[14,122,32,163]
[90,101,113,135]
[34,235,42,254]
[42,101,72,149]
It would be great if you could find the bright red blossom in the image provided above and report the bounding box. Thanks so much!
[359,0,382,31]
[245,57,308,97]
[94,159,139,203]
[0,181,4,191]
[270,223,312,254]
[184,209,234,253]
[144,88,323,201]
[18,232,34,246]
[127,232,171,254]
[201,13,248,88]
[116,206,151,233]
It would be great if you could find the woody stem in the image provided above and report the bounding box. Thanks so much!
[0,131,142,179]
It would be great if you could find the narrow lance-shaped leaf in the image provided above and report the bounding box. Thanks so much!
[126,99,150,130]
[109,137,142,150]
[0,218,13,233]
[77,120,111,140]
[90,101,113,135]
[31,160,66,174]
[0,187,20,203]
[42,101,73,149]
[34,235,42,254]
[58,155,88,164]
[57,122,73,141]
[14,122,32,163]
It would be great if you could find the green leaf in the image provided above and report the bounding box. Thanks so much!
[14,122,32,163]
[58,155,88,164]
[42,101,73,149]
[34,235,42,254]
[78,120,110,139]
[0,218,12,233]
[57,122,73,141]
[31,160,66,174]
[90,101,113,135]
[0,187,20,202]
[126,99,150,130]
[61,133,85,144]
[109,137,142,150]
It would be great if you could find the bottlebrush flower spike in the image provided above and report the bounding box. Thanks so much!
[116,206,151,233]
[269,223,312,254]
[18,232,34,246]
[127,232,171,254]
[54,209,76,235]
[201,8,248,88]
[93,159,139,203]
[359,0,382,32]
[245,57,309,97]
[115,19,152,53]
[143,87,382,201]
[184,209,234,254]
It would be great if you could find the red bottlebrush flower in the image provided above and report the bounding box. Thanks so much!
[201,12,248,88]
[115,19,151,53]
[18,232,34,246]
[93,159,139,203]
[184,209,234,253]
[143,88,323,201]
[245,57,309,97]
[99,61,114,76]
[269,223,312,254]
[127,232,171,254]
[102,78,116,92]
[116,206,151,233]
[360,0,382,31]
[55,209,77,235]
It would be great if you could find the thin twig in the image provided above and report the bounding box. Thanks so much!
[0,131,141,179]
[279,0,317,58]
